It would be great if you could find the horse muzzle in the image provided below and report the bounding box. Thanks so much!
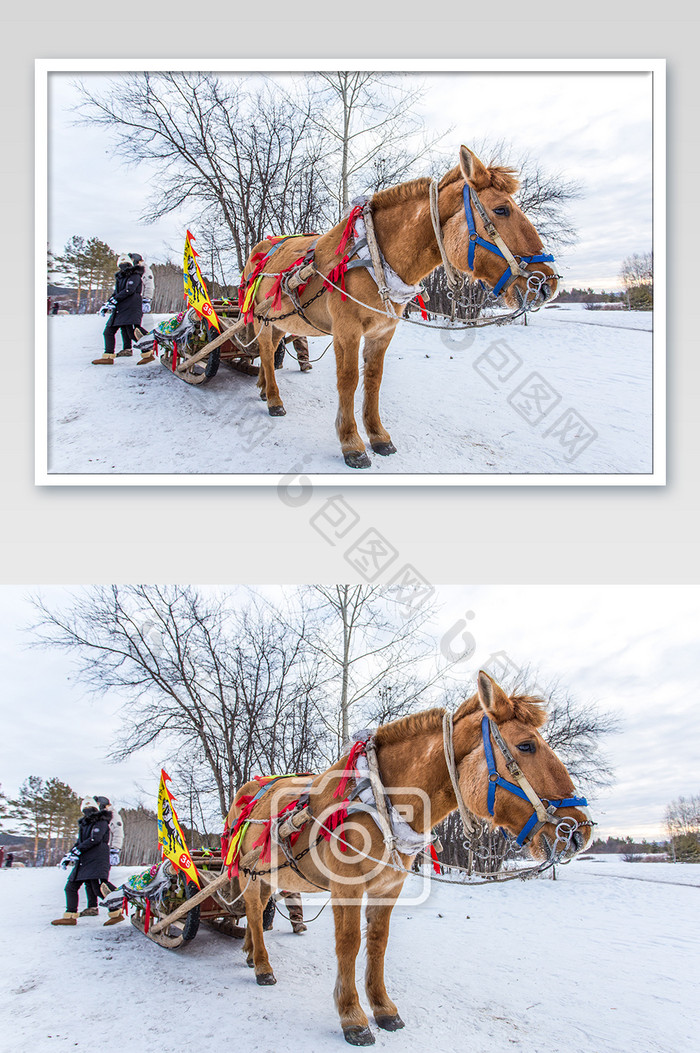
[546,815,593,862]
[515,268,558,309]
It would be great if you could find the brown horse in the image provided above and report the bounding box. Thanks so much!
[224,672,591,1046]
[240,146,558,468]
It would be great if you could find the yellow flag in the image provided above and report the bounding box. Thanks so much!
[157,769,200,888]
[183,230,221,332]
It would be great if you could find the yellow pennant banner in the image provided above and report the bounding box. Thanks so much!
[157,769,200,888]
[183,230,221,332]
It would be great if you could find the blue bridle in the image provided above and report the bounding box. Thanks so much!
[482,715,588,847]
[463,185,556,298]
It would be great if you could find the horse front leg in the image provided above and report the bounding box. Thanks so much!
[334,332,370,470]
[242,883,276,985]
[333,893,374,1045]
[256,325,286,416]
[362,331,397,456]
[365,895,405,1032]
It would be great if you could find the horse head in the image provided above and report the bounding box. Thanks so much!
[441,146,559,309]
[459,671,592,862]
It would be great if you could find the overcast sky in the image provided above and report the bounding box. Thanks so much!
[45,67,654,292]
[1,584,695,843]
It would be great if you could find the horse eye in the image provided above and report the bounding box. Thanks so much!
[517,742,535,754]
[493,206,510,217]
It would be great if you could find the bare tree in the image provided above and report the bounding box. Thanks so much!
[665,794,700,861]
[29,586,328,823]
[292,585,445,758]
[306,72,446,221]
[73,73,328,276]
[620,251,653,310]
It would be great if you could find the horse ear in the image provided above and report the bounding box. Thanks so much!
[460,146,490,191]
[477,671,514,722]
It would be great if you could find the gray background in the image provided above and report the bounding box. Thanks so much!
[5,4,695,585]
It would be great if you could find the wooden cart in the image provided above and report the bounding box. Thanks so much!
[130,851,248,950]
[157,301,262,386]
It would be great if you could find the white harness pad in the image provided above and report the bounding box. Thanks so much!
[352,216,424,305]
[353,753,432,855]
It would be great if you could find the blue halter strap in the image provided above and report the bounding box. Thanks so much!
[482,716,588,846]
[463,186,555,297]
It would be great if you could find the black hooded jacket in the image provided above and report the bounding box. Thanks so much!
[69,809,111,881]
[108,265,143,327]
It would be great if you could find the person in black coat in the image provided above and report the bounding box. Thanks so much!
[51,797,111,926]
[92,254,144,365]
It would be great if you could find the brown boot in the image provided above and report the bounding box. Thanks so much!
[103,910,125,926]
[51,912,79,926]
[293,337,312,372]
[91,354,114,365]
[287,906,307,934]
[116,348,133,357]
[137,352,155,365]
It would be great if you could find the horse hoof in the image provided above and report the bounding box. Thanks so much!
[375,1014,405,1032]
[256,972,277,986]
[268,405,286,416]
[371,442,397,456]
[344,450,371,470]
[343,1026,375,1046]
[259,391,267,401]
[246,956,254,968]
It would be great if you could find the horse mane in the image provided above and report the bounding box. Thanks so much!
[374,691,547,746]
[370,161,520,214]
[487,166,520,194]
[370,177,432,211]
[374,706,445,746]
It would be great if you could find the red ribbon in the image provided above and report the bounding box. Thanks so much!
[324,256,350,301]
[429,844,441,874]
[239,250,269,323]
[265,255,306,312]
[144,898,151,934]
[416,293,428,320]
[172,340,178,372]
[336,204,364,257]
[320,801,350,851]
[334,738,369,800]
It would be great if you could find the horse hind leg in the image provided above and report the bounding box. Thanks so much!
[242,882,276,985]
[256,326,286,416]
[364,899,404,1032]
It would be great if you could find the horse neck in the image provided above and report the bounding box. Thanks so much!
[375,710,482,834]
[370,189,445,286]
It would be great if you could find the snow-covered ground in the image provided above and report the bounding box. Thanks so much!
[42,306,654,478]
[2,858,697,1053]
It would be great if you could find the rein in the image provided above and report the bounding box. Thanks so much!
[243,171,558,336]
[232,710,589,892]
